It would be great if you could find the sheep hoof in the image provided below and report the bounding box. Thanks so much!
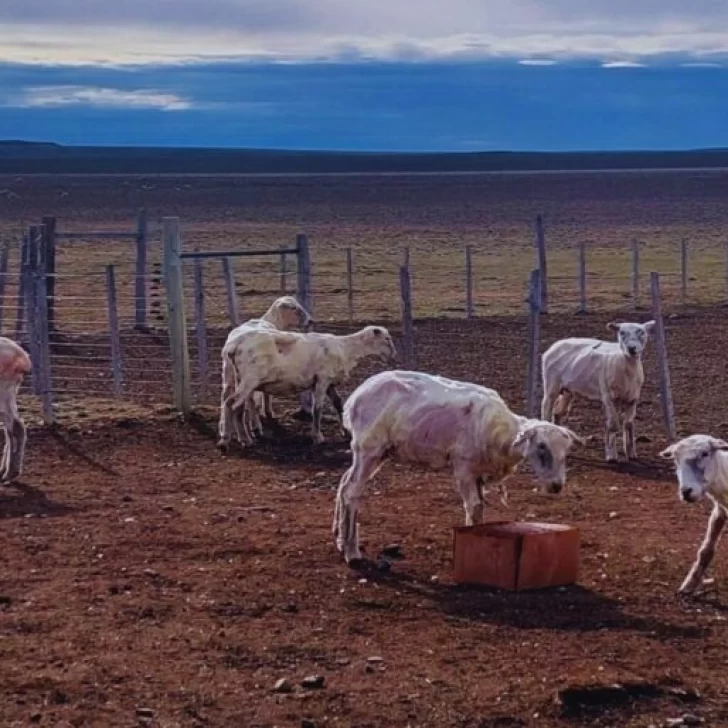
[217,440,230,455]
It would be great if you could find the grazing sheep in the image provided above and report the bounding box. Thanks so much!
[541,320,655,463]
[333,370,585,564]
[660,434,728,594]
[222,325,397,449]
[0,337,31,483]
[218,296,312,450]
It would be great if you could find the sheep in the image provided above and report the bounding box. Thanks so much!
[218,296,312,451]
[333,369,585,564]
[222,325,397,448]
[541,320,655,463]
[660,434,728,594]
[0,337,31,483]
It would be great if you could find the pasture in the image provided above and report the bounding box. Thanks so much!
[1,171,728,727]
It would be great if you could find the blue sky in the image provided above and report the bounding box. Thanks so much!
[1,0,728,151]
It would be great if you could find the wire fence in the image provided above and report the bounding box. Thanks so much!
[5,214,728,424]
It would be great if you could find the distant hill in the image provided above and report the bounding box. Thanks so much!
[2,141,728,174]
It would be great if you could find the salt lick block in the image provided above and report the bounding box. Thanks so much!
[452,521,580,591]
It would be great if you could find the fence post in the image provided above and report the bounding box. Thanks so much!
[650,272,676,440]
[15,234,28,340]
[296,233,312,316]
[41,216,56,332]
[35,253,53,425]
[535,215,548,313]
[105,265,124,397]
[346,247,354,326]
[577,242,587,314]
[526,268,542,418]
[279,247,287,294]
[465,244,474,319]
[680,239,688,305]
[193,258,208,388]
[399,265,415,368]
[631,239,640,308]
[163,217,191,416]
[222,257,239,326]
[0,241,10,332]
[135,208,148,331]
[27,226,41,395]
[402,246,410,268]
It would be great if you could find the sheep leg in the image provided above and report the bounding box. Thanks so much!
[263,394,275,420]
[552,390,574,426]
[541,385,560,422]
[623,401,638,460]
[310,380,328,445]
[335,445,384,563]
[217,369,237,452]
[455,470,484,526]
[603,398,620,463]
[4,419,26,483]
[679,504,727,594]
[326,384,346,436]
[247,394,264,437]
[0,425,10,482]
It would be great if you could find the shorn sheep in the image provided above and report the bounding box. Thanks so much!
[541,320,655,463]
[660,434,728,594]
[218,296,312,451]
[333,370,585,564]
[0,337,31,483]
[222,325,397,448]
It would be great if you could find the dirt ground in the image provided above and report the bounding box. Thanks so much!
[3,309,728,727]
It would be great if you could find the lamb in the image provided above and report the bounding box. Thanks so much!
[660,434,728,594]
[333,369,585,564]
[221,325,397,448]
[541,320,655,463]
[0,337,31,483]
[218,296,312,451]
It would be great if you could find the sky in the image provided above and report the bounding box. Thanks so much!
[1,0,728,151]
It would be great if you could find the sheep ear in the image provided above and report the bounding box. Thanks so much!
[606,321,619,332]
[660,443,679,459]
[561,427,589,447]
[643,320,656,333]
[711,439,728,452]
[512,427,534,454]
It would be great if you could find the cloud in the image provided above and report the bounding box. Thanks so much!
[1,0,728,65]
[11,85,191,110]
[601,61,647,68]
[518,59,558,66]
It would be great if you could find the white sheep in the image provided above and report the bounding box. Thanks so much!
[0,337,31,483]
[660,434,728,594]
[218,296,312,451]
[222,325,397,448]
[333,369,585,564]
[541,320,655,463]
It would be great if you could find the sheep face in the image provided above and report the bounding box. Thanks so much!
[511,423,585,494]
[275,296,313,332]
[660,435,728,503]
[606,320,656,359]
[364,326,398,364]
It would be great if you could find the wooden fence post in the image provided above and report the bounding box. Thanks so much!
[631,239,640,308]
[0,241,10,332]
[27,226,41,395]
[526,268,542,418]
[577,242,587,314]
[222,257,239,326]
[279,247,287,294]
[163,217,191,416]
[15,234,28,340]
[135,208,148,330]
[35,256,53,425]
[402,247,410,268]
[346,247,354,326]
[296,233,312,316]
[399,265,415,368]
[41,216,56,332]
[650,272,676,440]
[465,245,474,319]
[193,258,208,388]
[535,215,548,313]
[680,239,688,305]
[105,265,124,397]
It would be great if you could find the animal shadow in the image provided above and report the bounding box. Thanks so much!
[0,481,75,519]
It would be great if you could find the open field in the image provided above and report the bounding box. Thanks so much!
[2,171,728,726]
